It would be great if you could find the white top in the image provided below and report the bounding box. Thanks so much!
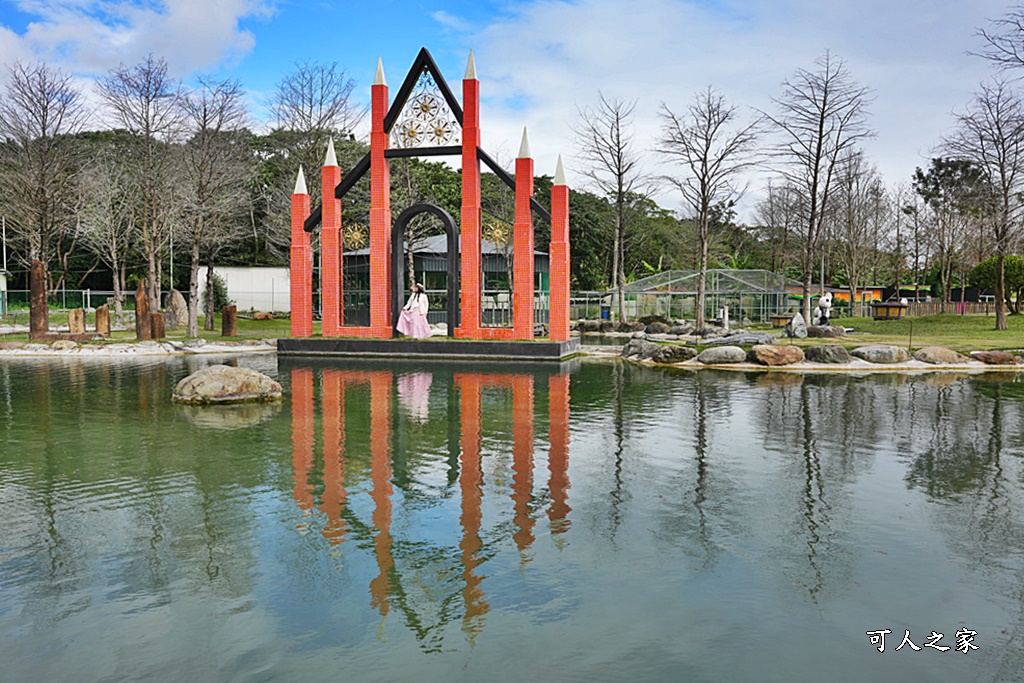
[403,291,428,315]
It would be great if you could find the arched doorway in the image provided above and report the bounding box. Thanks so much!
[391,204,460,337]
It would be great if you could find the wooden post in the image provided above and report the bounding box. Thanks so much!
[222,305,237,336]
[29,259,48,340]
[95,305,110,336]
[150,312,165,339]
[68,308,86,334]
[135,280,152,340]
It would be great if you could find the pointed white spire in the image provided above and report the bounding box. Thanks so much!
[294,165,307,195]
[324,138,338,167]
[465,50,477,80]
[517,127,531,159]
[554,154,566,185]
[374,57,386,86]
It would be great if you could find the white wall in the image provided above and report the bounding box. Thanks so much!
[197,266,291,312]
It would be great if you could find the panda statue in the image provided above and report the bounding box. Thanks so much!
[813,292,833,327]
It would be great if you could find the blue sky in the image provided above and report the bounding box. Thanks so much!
[0,0,1016,217]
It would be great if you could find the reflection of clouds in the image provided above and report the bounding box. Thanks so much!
[397,372,432,423]
[175,402,281,430]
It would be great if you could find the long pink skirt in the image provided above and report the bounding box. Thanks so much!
[397,309,432,338]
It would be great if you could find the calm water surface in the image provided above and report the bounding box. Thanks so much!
[1,356,1023,682]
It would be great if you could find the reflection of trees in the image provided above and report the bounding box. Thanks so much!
[0,358,268,647]
[904,377,1024,679]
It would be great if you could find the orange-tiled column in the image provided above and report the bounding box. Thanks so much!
[512,133,535,340]
[369,61,393,337]
[547,373,571,535]
[511,374,535,554]
[549,159,570,342]
[321,145,342,336]
[458,53,482,338]
[289,170,313,337]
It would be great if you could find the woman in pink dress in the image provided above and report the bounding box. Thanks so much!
[397,283,432,338]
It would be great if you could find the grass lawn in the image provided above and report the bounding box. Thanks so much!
[0,311,302,343]
[773,313,1024,353]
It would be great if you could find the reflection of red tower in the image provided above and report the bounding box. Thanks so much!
[457,373,490,636]
[511,375,536,552]
[320,369,347,546]
[367,372,394,615]
[291,368,315,515]
[547,374,571,535]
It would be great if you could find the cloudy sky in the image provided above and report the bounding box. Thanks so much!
[0,0,1016,219]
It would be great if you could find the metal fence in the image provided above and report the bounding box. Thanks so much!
[0,288,1004,328]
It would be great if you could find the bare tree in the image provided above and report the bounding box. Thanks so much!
[180,77,251,335]
[755,179,804,276]
[574,93,649,321]
[761,52,874,323]
[265,61,367,258]
[79,145,137,325]
[98,54,184,312]
[658,87,761,327]
[829,150,886,315]
[0,61,87,289]
[975,6,1024,69]
[943,79,1024,329]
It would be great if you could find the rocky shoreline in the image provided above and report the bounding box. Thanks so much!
[0,337,277,357]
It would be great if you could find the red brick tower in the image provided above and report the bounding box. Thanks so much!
[321,139,342,336]
[513,129,535,340]
[289,167,313,337]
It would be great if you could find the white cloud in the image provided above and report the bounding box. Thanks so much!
[460,0,1011,218]
[5,0,272,76]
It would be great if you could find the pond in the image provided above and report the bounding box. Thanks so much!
[1,356,1023,682]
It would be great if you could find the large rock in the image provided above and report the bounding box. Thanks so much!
[578,319,601,333]
[804,345,852,364]
[970,350,1019,365]
[620,338,662,361]
[807,325,846,338]
[653,345,697,364]
[669,324,694,336]
[172,364,283,405]
[645,321,670,335]
[697,345,747,364]
[164,289,188,329]
[618,321,646,333]
[784,313,807,338]
[599,321,615,333]
[851,345,911,364]
[747,344,805,366]
[914,346,968,365]
[702,331,777,347]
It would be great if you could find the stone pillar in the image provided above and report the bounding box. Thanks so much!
[369,59,393,337]
[135,279,152,340]
[68,308,86,334]
[222,305,237,337]
[289,168,313,337]
[549,157,571,342]
[321,140,343,336]
[150,312,165,339]
[29,259,48,340]
[459,51,482,337]
[512,130,535,340]
[95,305,110,336]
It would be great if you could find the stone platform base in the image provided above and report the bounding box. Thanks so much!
[277,337,580,361]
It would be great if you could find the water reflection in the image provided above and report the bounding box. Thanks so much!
[287,364,572,649]
[3,359,1024,680]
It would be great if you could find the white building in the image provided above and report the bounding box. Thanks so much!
[196,266,291,312]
